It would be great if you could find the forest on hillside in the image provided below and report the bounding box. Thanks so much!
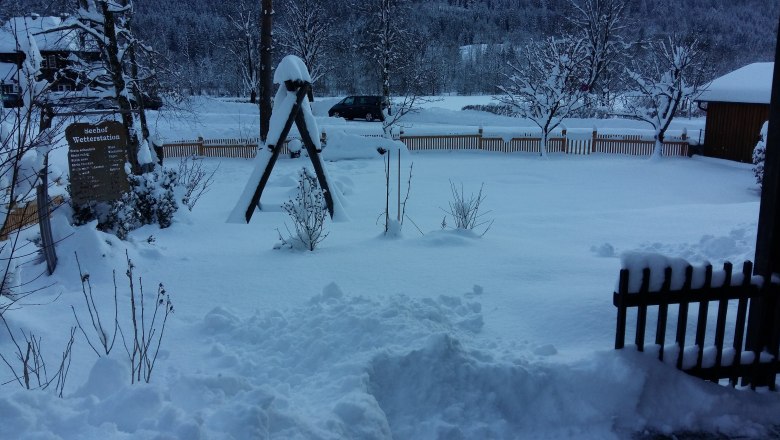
[3,0,778,97]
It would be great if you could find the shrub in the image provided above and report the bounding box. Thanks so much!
[443,181,494,235]
[278,168,329,251]
[753,121,768,188]
[75,167,179,240]
[176,155,217,211]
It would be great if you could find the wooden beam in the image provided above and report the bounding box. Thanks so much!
[243,84,309,223]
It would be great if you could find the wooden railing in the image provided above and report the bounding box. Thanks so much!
[161,129,691,159]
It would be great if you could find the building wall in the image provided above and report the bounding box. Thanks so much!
[703,102,770,163]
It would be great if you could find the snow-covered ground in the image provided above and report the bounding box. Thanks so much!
[151,96,706,144]
[2,97,778,439]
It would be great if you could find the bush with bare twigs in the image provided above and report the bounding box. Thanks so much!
[442,181,494,236]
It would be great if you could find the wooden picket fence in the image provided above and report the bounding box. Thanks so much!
[614,261,780,389]
[163,137,290,159]
[161,129,691,159]
[0,195,64,241]
[401,128,689,156]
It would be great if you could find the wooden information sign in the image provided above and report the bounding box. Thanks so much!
[66,121,129,205]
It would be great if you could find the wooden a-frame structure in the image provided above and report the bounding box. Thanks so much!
[239,79,334,223]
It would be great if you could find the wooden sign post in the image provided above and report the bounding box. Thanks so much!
[66,121,129,206]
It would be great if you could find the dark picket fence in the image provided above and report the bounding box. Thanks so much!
[614,261,780,389]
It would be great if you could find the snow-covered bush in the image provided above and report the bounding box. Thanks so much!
[100,168,178,240]
[278,168,328,251]
[753,121,768,188]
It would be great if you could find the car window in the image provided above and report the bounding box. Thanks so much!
[343,97,354,105]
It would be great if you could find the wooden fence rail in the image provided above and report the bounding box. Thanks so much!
[162,129,692,159]
[614,261,780,389]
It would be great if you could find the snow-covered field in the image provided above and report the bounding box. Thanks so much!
[153,96,706,143]
[2,97,778,439]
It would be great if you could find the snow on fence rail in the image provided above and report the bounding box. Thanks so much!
[614,260,780,389]
[161,128,690,159]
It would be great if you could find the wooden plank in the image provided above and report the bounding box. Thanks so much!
[655,267,673,360]
[612,282,761,307]
[615,269,629,349]
[714,262,734,368]
[676,265,694,369]
[730,261,753,385]
[634,268,651,351]
[695,265,714,369]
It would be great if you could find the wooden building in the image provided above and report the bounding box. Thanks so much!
[697,63,773,163]
[0,15,100,107]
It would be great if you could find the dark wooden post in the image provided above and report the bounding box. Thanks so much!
[748,14,780,384]
[36,105,57,274]
[259,0,273,142]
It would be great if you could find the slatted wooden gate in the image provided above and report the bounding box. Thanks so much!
[614,261,780,389]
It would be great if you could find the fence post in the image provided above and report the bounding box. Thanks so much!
[478,127,483,150]
[562,128,568,154]
[592,128,598,153]
[197,136,204,156]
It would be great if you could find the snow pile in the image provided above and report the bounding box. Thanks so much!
[5,280,780,439]
[322,130,405,161]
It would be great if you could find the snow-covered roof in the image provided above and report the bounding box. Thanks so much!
[0,16,82,53]
[697,62,773,104]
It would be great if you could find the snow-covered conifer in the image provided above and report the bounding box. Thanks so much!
[754,121,768,188]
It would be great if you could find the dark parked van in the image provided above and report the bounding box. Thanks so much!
[328,96,388,121]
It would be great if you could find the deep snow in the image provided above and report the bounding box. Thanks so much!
[0,97,777,439]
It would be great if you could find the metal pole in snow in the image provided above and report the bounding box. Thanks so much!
[397,149,401,222]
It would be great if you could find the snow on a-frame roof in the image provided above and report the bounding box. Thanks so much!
[273,55,312,84]
[697,62,774,104]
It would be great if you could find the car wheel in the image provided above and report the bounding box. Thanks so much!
[365,112,373,122]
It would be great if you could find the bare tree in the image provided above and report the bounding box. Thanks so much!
[356,0,432,138]
[499,37,589,157]
[618,37,702,159]
[276,0,334,100]
[567,0,630,111]
[223,1,260,102]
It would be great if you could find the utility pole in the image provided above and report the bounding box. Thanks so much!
[259,0,273,143]
[747,14,780,384]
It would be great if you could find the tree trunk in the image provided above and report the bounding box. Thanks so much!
[100,0,141,174]
[540,132,548,157]
[259,0,273,143]
[652,130,664,159]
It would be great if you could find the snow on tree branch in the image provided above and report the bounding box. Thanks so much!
[498,36,589,157]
